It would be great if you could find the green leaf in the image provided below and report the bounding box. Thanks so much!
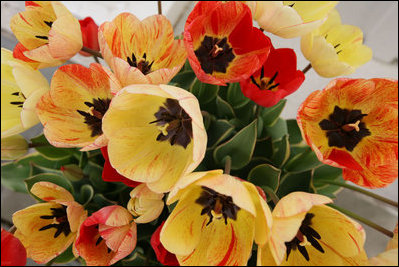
[61,164,84,181]
[272,135,290,167]
[84,162,108,192]
[312,165,342,186]
[79,184,94,206]
[214,119,257,170]
[207,119,235,148]
[216,96,235,119]
[287,119,303,145]
[78,151,89,169]
[253,137,273,159]
[25,173,74,201]
[1,162,30,193]
[16,152,76,169]
[52,245,76,264]
[30,134,76,160]
[257,117,264,139]
[86,193,117,212]
[260,99,286,126]
[263,118,288,140]
[29,163,62,176]
[248,164,281,192]
[169,71,196,89]
[284,147,323,173]
[226,83,250,109]
[234,101,256,127]
[190,79,219,104]
[277,170,312,197]
[167,201,177,213]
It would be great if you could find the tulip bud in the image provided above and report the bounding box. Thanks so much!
[60,164,84,181]
[1,135,28,160]
[127,184,164,223]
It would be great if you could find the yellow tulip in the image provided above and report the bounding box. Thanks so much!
[99,13,186,87]
[257,192,368,266]
[301,9,372,77]
[246,1,337,38]
[102,84,207,193]
[369,224,398,266]
[10,1,82,69]
[127,184,164,223]
[12,182,87,264]
[1,134,28,160]
[1,48,49,138]
[160,171,272,265]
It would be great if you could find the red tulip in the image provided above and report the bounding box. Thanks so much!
[1,228,27,266]
[79,17,100,57]
[151,222,179,266]
[101,146,141,187]
[240,46,305,107]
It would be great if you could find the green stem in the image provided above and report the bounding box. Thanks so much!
[302,63,312,74]
[328,204,394,238]
[81,46,103,59]
[262,186,279,205]
[93,55,100,63]
[158,1,162,15]
[255,104,261,119]
[224,156,231,175]
[317,180,398,208]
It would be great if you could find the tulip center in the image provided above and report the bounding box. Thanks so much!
[39,205,71,238]
[319,105,371,151]
[126,52,154,75]
[195,186,240,226]
[285,213,324,262]
[77,98,112,137]
[35,20,53,41]
[10,91,26,108]
[150,98,193,149]
[194,35,235,74]
[251,68,280,91]
[94,225,112,253]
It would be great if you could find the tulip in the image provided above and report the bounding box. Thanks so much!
[151,222,179,266]
[297,78,398,188]
[1,48,49,138]
[368,224,398,266]
[239,46,304,107]
[102,84,207,193]
[12,182,87,264]
[160,170,272,265]
[10,1,82,69]
[184,1,271,85]
[301,9,372,77]
[246,1,338,38]
[127,184,164,223]
[74,205,137,266]
[36,63,122,151]
[78,17,100,57]
[1,228,27,266]
[257,192,368,266]
[99,13,186,87]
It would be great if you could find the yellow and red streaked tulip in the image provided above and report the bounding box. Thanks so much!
[257,192,368,266]
[12,182,87,264]
[1,134,29,160]
[239,46,305,107]
[74,205,137,266]
[98,13,186,87]
[36,63,122,151]
[301,9,372,77]
[10,1,82,69]
[369,224,398,266]
[151,222,180,266]
[297,78,398,188]
[1,228,27,266]
[127,184,164,224]
[1,48,49,138]
[102,84,207,193]
[184,1,271,86]
[160,170,272,266]
[246,1,338,39]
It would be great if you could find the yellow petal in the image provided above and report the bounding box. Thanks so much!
[369,248,398,266]
[387,224,398,250]
[31,181,74,203]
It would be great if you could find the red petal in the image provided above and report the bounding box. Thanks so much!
[151,222,180,266]
[13,42,37,63]
[101,146,141,188]
[1,228,27,266]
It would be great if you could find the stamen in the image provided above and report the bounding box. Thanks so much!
[35,35,48,40]
[250,76,261,88]
[334,43,341,48]
[11,92,19,96]
[342,120,361,132]
[10,101,24,105]
[44,21,53,27]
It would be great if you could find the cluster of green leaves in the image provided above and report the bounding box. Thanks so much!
[171,61,344,205]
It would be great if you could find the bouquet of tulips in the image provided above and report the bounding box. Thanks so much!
[1,1,398,266]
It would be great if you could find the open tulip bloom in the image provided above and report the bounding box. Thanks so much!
[2,1,398,266]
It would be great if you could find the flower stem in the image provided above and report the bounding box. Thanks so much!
[158,1,162,15]
[93,55,100,63]
[255,104,261,119]
[8,225,16,234]
[317,180,398,208]
[262,186,279,205]
[81,46,103,59]
[302,63,312,74]
[328,204,394,238]
[224,156,231,175]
